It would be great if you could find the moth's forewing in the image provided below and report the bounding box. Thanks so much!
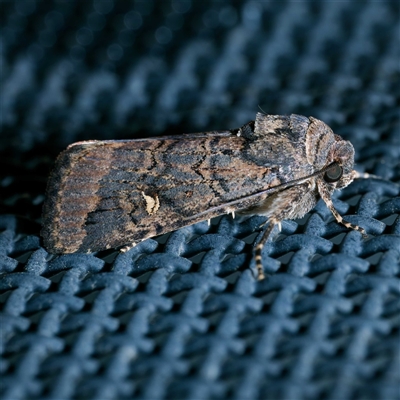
[41,130,288,253]
[42,115,321,254]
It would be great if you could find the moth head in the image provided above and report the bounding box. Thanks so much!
[321,136,356,190]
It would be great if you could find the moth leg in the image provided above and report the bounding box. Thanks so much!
[256,217,280,230]
[318,183,367,237]
[252,183,316,280]
[255,219,280,281]
[120,241,138,252]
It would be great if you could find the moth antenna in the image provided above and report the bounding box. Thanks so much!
[254,220,278,280]
[318,184,368,238]
[257,104,267,115]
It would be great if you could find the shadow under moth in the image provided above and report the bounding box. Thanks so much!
[41,113,367,280]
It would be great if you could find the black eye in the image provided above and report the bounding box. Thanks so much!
[324,164,343,183]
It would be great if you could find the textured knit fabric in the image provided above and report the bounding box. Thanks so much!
[1,1,399,399]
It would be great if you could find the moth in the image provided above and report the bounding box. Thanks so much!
[41,113,366,279]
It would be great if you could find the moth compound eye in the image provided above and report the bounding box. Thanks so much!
[324,164,343,183]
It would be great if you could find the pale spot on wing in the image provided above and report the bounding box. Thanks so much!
[142,192,160,215]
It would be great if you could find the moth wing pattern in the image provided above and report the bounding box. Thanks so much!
[42,113,357,262]
[42,116,308,254]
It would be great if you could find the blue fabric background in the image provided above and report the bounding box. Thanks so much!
[1,1,399,399]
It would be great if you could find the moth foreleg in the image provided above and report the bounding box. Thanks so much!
[318,181,368,237]
[324,198,367,237]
